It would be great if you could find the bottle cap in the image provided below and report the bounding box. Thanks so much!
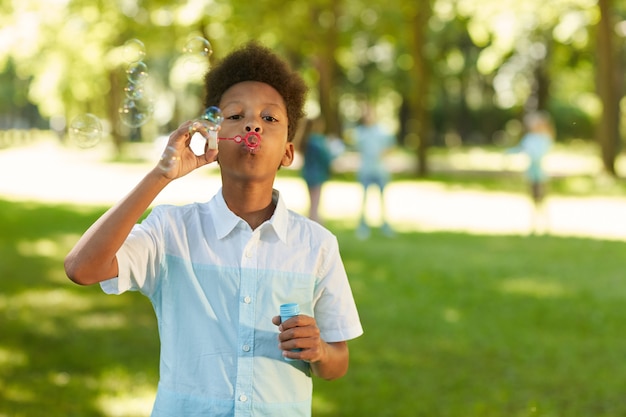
[280,303,300,320]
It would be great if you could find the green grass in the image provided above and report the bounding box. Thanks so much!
[316,229,626,417]
[0,201,158,417]
[2,199,626,416]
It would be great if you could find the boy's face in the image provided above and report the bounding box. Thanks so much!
[217,81,293,182]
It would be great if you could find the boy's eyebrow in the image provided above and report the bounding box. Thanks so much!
[221,100,286,112]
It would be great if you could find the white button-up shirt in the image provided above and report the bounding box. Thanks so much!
[100,189,363,417]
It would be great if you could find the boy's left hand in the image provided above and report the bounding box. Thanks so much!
[272,314,326,363]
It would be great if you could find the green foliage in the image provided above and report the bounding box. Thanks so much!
[2,0,622,145]
[549,99,596,141]
[2,198,626,416]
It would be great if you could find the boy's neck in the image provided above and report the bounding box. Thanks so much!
[222,183,276,230]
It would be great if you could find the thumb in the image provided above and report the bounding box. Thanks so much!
[198,148,219,166]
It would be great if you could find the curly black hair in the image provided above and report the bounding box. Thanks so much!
[203,42,308,142]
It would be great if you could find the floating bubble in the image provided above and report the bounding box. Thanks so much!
[189,106,224,150]
[200,106,224,127]
[126,61,149,84]
[122,39,146,63]
[182,37,212,77]
[183,36,212,57]
[119,97,154,128]
[69,113,103,148]
[124,83,145,100]
[158,146,178,172]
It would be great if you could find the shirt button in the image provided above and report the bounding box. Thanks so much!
[242,344,251,352]
[243,296,251,304]
[239,394,248,402]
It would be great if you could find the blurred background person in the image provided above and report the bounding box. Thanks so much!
[353,104,396,239]
[506,110,554,234]
[300,116,340,224]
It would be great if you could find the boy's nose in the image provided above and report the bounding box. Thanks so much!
[245,125,261,133]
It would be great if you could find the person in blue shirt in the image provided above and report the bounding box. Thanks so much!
[300,116,338,224]
[65,42,363,417]
[506,111,554,233]
[353,104,396,239]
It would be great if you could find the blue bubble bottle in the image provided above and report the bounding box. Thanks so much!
[279,303,302,361]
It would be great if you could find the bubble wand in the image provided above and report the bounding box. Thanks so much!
[189,106,262,151]
[189,106,224,149]
[218,131,261,149]
[161,106,263,172]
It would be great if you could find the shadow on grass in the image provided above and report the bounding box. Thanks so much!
[2,200,626,417]
[0,200,158,417]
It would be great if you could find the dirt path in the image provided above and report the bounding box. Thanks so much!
[2,140,626,241]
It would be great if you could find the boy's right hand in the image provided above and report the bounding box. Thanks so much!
[156,121,219,179]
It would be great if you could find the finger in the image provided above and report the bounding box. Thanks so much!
[280,315,314,330]
[198,149,219,165]
[278,325,320,343]
[279,337,320,359]
[168,121,194,147]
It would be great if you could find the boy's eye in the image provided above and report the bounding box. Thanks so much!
[223,113,279,122]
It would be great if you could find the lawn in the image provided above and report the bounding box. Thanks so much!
[2,198,626,417]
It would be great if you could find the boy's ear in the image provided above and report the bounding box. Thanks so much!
[281,142,295,168]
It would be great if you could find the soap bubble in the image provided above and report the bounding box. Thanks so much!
[118,40,154,131]
[119,97,154,128]
[189,107,224,135]
[183,36,213,57]
[69,113,103,148]
[200,106,224,127]
[122,39,146,63]
[124,83,145,100]
[190,107,224,135]
[189,107,224,151]
[158,146,178,172]
[126,61,149,84]
[182,36,212,76]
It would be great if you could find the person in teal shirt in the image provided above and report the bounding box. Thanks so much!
[506,111,554,233]
[300,116,334,223]
[353,105,396,239]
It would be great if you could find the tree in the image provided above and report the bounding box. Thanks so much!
[2,0,625,176]
[596,0,622,176]
[406,1,434,176]
[313,2,343,136]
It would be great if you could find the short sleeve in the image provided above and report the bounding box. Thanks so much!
[99,207,165,297]
[313,236,364,343]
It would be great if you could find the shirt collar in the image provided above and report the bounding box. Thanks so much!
[269,189,289,243]
[212,189,241,239]
[212,188,289,243]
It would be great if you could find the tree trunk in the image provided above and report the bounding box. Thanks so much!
[107,70,124,158]
[596,0,620,176]
[407,2,433,177]
[316,3,341,136]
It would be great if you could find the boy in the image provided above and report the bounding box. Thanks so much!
[65,42,363,417]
